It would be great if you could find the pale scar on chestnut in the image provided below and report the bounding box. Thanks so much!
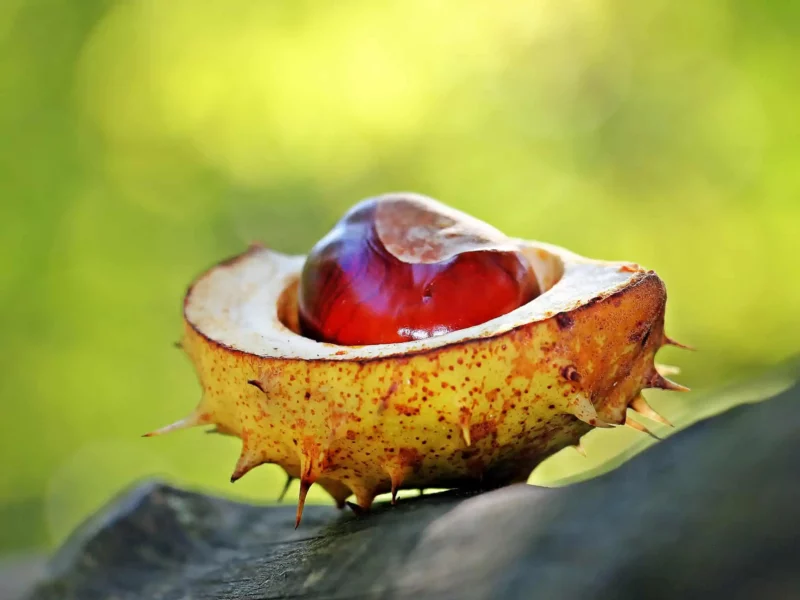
[146,192,690,527]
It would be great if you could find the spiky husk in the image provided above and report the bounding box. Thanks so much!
[149,264,686,526]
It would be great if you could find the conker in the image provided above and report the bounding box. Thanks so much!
[297,194,541,345]
[156,191,686,527]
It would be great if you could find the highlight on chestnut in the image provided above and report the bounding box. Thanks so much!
[146,192,690,527]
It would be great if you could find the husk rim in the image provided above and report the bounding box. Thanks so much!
[183,240,648,361]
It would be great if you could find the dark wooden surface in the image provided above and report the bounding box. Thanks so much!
[27,371,800,600]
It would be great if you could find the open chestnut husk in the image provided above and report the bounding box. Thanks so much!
[147,192,689,527]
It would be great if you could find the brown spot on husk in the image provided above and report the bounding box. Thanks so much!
[555,313,574,329]
[469,420,498,444]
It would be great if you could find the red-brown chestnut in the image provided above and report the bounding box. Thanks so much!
[297,195,541,345]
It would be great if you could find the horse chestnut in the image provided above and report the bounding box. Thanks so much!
[151,191,689,527]
[297,194,541,345]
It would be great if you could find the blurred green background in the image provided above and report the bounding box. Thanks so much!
[1,0,798,555]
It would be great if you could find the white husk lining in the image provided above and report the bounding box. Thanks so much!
[184,240,642,361]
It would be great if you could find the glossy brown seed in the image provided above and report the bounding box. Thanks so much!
[297,195,541,346]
